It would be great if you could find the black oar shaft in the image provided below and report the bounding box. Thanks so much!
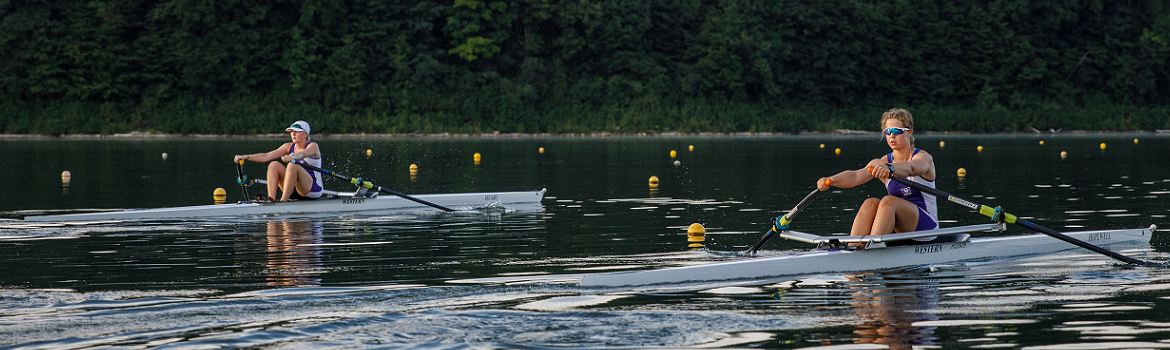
[236,160,250,200]
[295,163,455,212]
[887,175,1149,265]
[746,186,826,255]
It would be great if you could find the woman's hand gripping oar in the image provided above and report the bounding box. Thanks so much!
[295,163,455,212]
[869,167,1153,266]
[745,179,831,256]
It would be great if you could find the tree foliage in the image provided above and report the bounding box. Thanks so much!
[1,0,1167,134]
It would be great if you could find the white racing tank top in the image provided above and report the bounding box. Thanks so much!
[290,141,324,198]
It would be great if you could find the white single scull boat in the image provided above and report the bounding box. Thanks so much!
[580,223,1157,286]
[24,189,546,222]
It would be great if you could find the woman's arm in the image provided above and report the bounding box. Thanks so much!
[294,142,321,160]
[890,151,935,180]
[818,157,885,190]
[234,143,292,163]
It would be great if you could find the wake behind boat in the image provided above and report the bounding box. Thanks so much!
[24,189,546,222]
[581,223,1157,286]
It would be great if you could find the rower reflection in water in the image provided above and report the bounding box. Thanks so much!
[846,272,939,349]
[768,271,939,348]
[233,120,324,202]
[261,220,324,286]
[817,109,939,242]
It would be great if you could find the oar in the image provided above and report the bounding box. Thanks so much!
[236,160,251,200]
[746,179,831,256]
[878,170,1151,265]
[295,163,455,212]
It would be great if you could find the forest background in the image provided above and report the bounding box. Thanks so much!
[1,0,1168,136]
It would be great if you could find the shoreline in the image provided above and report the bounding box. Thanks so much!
[1,129,1167,140]
[0,129,1165,140]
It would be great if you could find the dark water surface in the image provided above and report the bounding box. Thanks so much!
[2,134,1170,349]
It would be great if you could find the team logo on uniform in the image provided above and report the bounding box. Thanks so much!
[900,187,913,196]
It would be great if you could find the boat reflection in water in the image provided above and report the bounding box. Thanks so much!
[846,271,939,349]
[238,220,325,286]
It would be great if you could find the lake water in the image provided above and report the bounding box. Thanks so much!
[2,134,1170,349]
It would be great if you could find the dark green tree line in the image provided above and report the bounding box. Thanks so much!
[1,0,1168,135]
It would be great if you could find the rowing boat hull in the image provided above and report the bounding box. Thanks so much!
[581,226,1154,286]
[24,190,545,222]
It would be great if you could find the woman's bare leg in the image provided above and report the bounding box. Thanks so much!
[871,196,921,235]
[267,161,286,201]
[281,163,314,201]
[851,198,881,237]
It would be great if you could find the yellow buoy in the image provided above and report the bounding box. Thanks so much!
[670,150,677,158]
[366,149,372,157]
[977,146,983,152]
[688,145,694,151]
[161,152,168,160]
[213,188,227,204]
[1134,138,1139,144]
[61,170,72,179]
[687,223,706,242]
[1060,151,1068,159]
[473,153,481,162]
[939,141,945,148]
[1100,143,1106,150]
[957,168,967,176]
[538,147,544,154]
[648,175,659,188]
[834,148,841,155]
[409,164,418,172]
[1039,140,1044,145]
[819,144,825,149]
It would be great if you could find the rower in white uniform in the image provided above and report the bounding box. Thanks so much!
[233,120,324,201]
